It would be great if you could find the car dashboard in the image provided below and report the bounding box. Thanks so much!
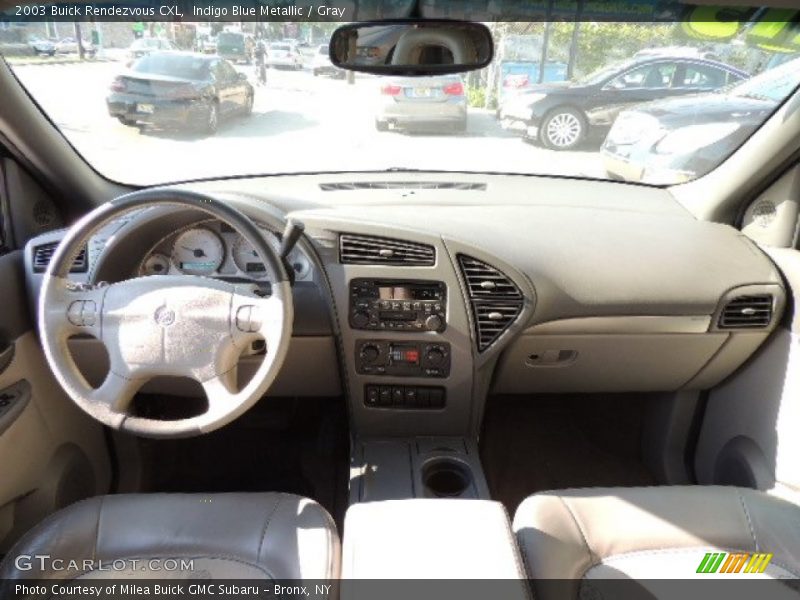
[23,172,787,438]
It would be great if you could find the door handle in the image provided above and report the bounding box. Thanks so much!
[0,342,14,376]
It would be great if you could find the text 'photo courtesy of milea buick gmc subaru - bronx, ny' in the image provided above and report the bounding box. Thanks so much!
[0,1,799,599]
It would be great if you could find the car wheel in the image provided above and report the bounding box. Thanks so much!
[541,107,586,151]
[375,120,389,132]
[204,102,219,135]
[453,117,467,134]
[117,117,136,127]
[243,93,254,116]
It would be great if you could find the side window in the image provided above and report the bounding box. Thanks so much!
[609,63,676,89]
[677,64,726,89]
[726,70,746,85]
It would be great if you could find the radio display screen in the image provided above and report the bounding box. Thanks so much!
[378,286,414,300]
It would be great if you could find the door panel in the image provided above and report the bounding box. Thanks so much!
[0,220,110,552]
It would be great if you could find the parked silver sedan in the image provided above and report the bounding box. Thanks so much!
[375,75,467,133]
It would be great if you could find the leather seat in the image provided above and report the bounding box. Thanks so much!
[0,493,339,581]
[513,486,800,597]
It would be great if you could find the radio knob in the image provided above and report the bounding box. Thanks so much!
[424,314,443,331]
[426,347,445,365]
[360,344,380,364]
[352,311,370,328]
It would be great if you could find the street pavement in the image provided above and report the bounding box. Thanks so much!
[11,59,607,185]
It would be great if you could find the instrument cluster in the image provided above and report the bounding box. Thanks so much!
[137,220,312,282]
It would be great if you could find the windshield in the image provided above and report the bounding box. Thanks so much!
[731,59,800,103]
[4,19,800,186]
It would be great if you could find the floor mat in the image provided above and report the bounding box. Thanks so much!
[480,394,657,514]
[136,396,349,526]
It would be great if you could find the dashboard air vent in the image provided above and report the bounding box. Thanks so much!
[32,242,87,273]
[458,255,523,351]
[718,295,773,329]
[320,181,486,191]
[340,234,435,266]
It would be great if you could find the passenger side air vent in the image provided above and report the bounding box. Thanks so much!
[718,295,773,329]
[340,234,435,266]
[32,242,88,273]
[458,255,523,351]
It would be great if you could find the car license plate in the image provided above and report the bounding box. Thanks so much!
[413,87,432,98]
[137,103,154,114]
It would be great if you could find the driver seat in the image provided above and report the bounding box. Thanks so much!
[0,493,339,581]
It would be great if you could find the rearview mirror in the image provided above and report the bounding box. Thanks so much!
[329,20,493,76]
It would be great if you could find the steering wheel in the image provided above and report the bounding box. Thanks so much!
[38,189,293,438]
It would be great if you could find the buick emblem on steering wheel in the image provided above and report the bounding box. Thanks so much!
[154,305,176,327]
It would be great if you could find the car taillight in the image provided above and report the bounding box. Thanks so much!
[110,77,127,92]
[381,84,402,96]
[443,82,464,96]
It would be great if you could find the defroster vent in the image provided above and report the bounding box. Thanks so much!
[340,234,435,266]
[458,255,523,351]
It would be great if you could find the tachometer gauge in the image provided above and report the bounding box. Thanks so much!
[140,253,170,276]
[232,236,267,277]
[171,228,224,275]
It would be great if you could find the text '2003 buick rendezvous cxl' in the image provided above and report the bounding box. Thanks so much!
[0,2,799,599]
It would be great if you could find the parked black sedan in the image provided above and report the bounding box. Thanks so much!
[107,52,253,135]
[503,56,748,150]
[601,57,800,185]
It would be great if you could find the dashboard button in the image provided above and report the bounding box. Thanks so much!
[378,387,392,406]
[365,387,379,407]
[392,387,405,406]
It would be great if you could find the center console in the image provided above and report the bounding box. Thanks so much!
[342,498,527,584]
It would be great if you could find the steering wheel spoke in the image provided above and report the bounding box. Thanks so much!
[89,371,142,424]
[42,277,108,342]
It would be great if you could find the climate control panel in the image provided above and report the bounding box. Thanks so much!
[355,340,451,378]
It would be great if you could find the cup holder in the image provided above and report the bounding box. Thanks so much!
[422,458,473,498]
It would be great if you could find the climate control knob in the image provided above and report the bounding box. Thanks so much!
[426,346,446,366]
[424,315,443,331]
[360,344,381,364]
[352,311,370,328]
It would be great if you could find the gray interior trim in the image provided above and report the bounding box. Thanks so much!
[0,250,30,341]
[525,316,712,335]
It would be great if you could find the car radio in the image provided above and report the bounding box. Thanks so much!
[349,279,446,332]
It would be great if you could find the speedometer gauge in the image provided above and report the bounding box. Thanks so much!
[171,228,224,275]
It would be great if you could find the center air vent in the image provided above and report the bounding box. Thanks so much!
[32,242,87,273]
[718,295,773,329]
[340,234,435,266]
[458,255,523,351]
